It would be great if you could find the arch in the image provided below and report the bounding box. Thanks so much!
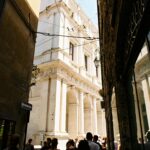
[67,89,78,104]
[66,88,78,138]
[84,95,92,133]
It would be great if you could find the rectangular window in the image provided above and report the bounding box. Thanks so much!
[69,42,74,61]
[96,66,98,77]
[84,55,88,71]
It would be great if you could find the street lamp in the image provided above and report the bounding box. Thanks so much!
[94,48,100,77]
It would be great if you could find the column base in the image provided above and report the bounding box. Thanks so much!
[45,132,69,139]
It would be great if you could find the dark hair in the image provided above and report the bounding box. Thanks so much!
[78,140,90,150]
[47,138,51,141]
[28,138,32,143]
[86,132,93,141]
[146,131,150,140]
[66,139,76,150]
[93,135,98,141]
[51,138,58,149]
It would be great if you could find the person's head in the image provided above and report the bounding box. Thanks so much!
[78,140,90,150]
[146,131,150,141]
[28,138,32,144]
[66,139,76,150]
[51,138,58,149]
[86,132,93,141]
[47,138,51,143]
[93,135,98,142]
[43,141,47,146]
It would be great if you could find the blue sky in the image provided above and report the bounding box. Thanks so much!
[77,0,98,25]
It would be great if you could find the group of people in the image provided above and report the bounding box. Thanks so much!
[39,132,106,150]
[4,130,150,150]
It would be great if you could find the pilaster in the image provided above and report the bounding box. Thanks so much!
[78,91,84,135]
[47,78,61,133]
[60,80,67,133]
[92,97,98,134]
[142,79,150,129]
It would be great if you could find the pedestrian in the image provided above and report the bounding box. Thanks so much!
[51,138,60,150]
[93,135,102,150]
[78,140,90,150]
[101,137,107,150]
[66,139,76,150]
[86,132,99,150]
[46,138,52,149]
[41,141,48,150]
[145,131,150,150]
[25,139,34,150]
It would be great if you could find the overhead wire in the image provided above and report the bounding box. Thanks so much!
[35,31,99,40]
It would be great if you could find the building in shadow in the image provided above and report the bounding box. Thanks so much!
[0,0,40,149]
[97,0,150,149]
[27,0,105,149]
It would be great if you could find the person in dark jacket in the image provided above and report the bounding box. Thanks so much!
[145,131,150,150]
[93,135,102,150]
[25,139,34,150]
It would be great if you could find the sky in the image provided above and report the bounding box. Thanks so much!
[26,0,41,16]
[77,0,98,25]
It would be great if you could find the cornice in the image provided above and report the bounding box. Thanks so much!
[37,60,101,98]
[39,1,98,38]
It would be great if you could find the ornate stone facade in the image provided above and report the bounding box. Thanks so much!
[27,0,106,149]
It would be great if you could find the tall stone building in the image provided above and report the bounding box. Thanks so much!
[27,0,105,148]
[0,0,40,149]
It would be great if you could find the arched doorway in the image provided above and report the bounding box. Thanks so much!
[66,88,78,138]
[84,95,92,133]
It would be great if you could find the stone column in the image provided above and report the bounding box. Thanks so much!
[97,109,102,135]
[47,78,61,133]
[84,97,93,133]
[93,98,98,134]
[40,79,50,131]
[60,80,67,133]
[142,79,150,128]
[89,100,93,132]
[78,91,84,135]
[68,103,78,138]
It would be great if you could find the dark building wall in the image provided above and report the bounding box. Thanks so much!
[98,0,150,149]
[0,0,38,149]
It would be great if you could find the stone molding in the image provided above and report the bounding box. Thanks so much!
[37,60,100,98]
